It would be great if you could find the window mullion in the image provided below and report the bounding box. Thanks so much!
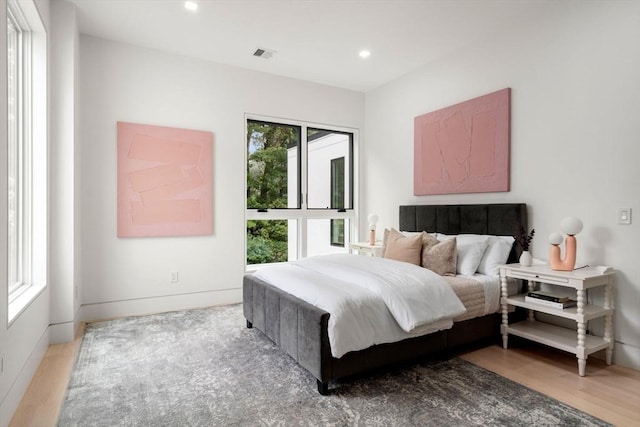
[301,124,308,211]
[299,124,309,259]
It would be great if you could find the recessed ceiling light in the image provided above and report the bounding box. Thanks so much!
[184,1,198,11]
[359,50,371,59]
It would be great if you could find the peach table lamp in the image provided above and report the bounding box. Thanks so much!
[549,217,583,271]
[368,214,379,245]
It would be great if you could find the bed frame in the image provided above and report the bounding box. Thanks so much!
[243,203,527,394]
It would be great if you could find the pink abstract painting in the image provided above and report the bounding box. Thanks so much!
[117,122,213,237]
[414,88,510,195]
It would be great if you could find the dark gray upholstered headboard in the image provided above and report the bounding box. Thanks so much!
[399,203,527,264]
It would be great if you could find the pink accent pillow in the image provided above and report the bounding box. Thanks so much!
[383,228,424,265]
[421,234,457,276]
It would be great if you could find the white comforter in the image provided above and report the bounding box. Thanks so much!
[251,254,466,358]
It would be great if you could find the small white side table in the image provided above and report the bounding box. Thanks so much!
[499,263,614,376]
[348,242,384,257]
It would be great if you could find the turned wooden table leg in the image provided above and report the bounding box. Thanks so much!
[501,274,509,349]
[578,357,587,376]
[527,280,535,321]
[577,289,587,376]
[604,282,614,365]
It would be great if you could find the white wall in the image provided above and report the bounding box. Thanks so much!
[0,1,51,425]
[363,2,640,370]
[50,0,80,343]
[78,36,364,320]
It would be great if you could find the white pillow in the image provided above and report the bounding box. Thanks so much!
[477,236,515,276]
[440,234,489,276]
[400,230,438,238]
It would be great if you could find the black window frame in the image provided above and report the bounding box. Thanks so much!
[246,119,302,210]
[307,127,354,211]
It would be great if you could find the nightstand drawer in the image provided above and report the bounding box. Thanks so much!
[505,269,569,286]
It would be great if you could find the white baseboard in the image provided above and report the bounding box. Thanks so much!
[49,321,76,344]
[612,341,640,371]
[0,328,50,427]
[79,288,243,322]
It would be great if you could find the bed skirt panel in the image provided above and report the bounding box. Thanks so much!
[446,313,501,348]
[329,330,447,380]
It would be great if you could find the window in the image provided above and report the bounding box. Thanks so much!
[330,157,345,210]
[6,0,47,321]
[7,10,21,297]
[329,219,344,247]
[330,157,345,247]
[246,120,300,210]
[307,129,353,210]
[246,117,356,266]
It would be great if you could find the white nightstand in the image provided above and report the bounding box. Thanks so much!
[499,263,614,376]
[348,242,384,257]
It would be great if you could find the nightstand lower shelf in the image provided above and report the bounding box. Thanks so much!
[502,320,611,356]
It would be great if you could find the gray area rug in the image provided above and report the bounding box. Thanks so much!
[59,304,610,426]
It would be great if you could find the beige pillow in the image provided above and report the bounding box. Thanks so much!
[383,228,424,265]
[421,234,457,276]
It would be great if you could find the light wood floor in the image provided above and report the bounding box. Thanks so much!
[460,341,640,427]
[10,329,640,426]
[9,323,85,427]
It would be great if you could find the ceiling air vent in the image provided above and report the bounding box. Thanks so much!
[253,48,276,59]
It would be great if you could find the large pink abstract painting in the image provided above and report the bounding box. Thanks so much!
[117,122,213,237]
[414,88,510,195]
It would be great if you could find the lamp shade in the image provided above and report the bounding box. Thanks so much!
[367,214,379,230]
[548,232,564,245]
[561,217,583,236]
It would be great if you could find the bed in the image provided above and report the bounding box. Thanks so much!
[243,203,527,394]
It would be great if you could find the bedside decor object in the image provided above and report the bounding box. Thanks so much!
[549,216,583,271]
[368,214,379,245]
[519,251,533,267]
[514,226,535,266]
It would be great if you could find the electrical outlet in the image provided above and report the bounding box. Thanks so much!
[170,271,179,283]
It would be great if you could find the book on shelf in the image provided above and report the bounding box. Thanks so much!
[526,291,572,303]
[524,295,577,309]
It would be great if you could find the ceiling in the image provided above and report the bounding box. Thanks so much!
[68,0,564,92]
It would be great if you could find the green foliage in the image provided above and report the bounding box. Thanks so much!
[246,121,299,264]
[246,220,289,264]
[246,146,288,209]
[247,121,298,209]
